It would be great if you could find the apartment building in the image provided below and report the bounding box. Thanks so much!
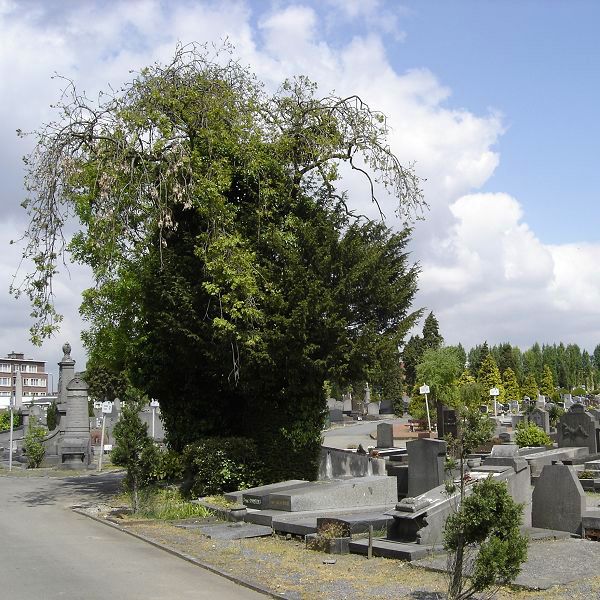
[0,351,49,399]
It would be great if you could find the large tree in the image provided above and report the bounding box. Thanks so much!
[15,45,424,481]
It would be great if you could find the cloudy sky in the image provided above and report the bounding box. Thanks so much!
[2,0,600,382]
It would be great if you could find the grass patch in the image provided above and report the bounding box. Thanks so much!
[126,487,212,520]
[202,494,239,508]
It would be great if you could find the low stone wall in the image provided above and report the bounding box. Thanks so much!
[318,446,386,479]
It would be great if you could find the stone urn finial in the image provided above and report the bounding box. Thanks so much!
[62,342,72,360]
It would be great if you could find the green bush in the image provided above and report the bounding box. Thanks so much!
[0,410,23,431]
[514,421,552,448]
[546,402,564,427]
[132,487,211,520]
[23,424,46,468]
[147,448,183,483]
[181,437,263,498]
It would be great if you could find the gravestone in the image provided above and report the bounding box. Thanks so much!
[329,408,343,422]
[532,464,585,534]
[557,404,598,454]
[589,408,600,425]
[529,407,550,434]
[377,423,394,448]
[366,401,380,416]
[407,438,447,497]
[436,404,457,439]
[342,394,352,413]
[379,398,394,414]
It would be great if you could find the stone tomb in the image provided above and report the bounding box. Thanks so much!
[557,404,599,454]
[436,404,457,439]
[529,407,550,434]
[532,463,586,534]
[266,476,397,512]
[407,438,447,497]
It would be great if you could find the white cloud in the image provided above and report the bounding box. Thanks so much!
[1,0,598,368]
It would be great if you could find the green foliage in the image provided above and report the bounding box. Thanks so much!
[46,401,58,431]
[572,386,587,397]
[514,421,552,448]
[0,410,22,431]
[23,423,46,468]
[521,373,539,403]
[502,367,520,404]
[131,487,211,520]
[17,45,424,483]
[416,346,463,407]
[546,402,564,427]
[181,437,263,498]
[477,352,504,405]
[111,399,157,512]
[444,477,528,599]
[407,393,427,421]
[422,312,444,350]
[540,364,554,397]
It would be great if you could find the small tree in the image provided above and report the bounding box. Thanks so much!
[540,365,554,398]
[23,423,46,468]
[502,367,520,406]
[444,381,527,600]
[521,373,539,405]
[111,399,157,512]
[477,353,504,406]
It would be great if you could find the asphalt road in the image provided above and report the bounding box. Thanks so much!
[322,417,407,450]
[0,472,266,600]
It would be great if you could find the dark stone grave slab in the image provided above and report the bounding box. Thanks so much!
[407,438,447,497]
[174,521,273,540]
[557,404,598,454]
[376,423,394,448]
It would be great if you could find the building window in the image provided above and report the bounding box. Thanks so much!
[23,378,44,387]
[0,364,9,373]
[0,377,10,386]
[28,365,38,373]
[0,391,9,396]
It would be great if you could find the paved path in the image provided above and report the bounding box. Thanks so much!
[0,473,266,600]
[322,417,407,450]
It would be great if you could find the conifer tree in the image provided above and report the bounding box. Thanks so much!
[539,364,554,398]
[477,352,505,406]
[502,367,520,405]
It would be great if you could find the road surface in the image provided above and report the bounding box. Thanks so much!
[322,417,407,450]
[0,472,266,600]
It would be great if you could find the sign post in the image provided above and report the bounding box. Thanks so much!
[490,387,500,416]
[150,399,159,439]
[97,400,113,472]
[419,384,431,431]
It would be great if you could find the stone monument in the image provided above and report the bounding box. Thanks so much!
[407,438,447,497]
[58,375,91,468]
[529,407,550,434]
[557,404,598,454]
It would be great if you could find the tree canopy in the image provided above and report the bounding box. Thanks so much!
[16,44,425,481]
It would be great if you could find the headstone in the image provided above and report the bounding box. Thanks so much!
[407,438,447,497]
[436,403,457,439]
[532,464,585,534]
[366,401,380,416]
[379,398,393,414]
[342,395,352,413]
[329,408,343,422]
[589,408,600,424]
[377,423,394,448]
[529,407,550,434]
[557,404,598,454]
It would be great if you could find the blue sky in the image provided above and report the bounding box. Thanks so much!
[1,0,600,376]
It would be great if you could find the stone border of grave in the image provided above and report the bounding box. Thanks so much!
[72,507,284,599]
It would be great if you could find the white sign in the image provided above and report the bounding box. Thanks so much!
[101,401,113,414]
[150,400,159,408]
[419,385,430,395]
[93,401,102,410]
[489,387,500,397]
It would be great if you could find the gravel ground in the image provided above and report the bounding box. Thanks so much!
[96,509,600,600]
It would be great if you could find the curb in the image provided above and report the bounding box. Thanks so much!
[73,508,285,599]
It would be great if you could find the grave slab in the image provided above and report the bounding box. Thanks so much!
[224,479,307,504]
[267,476,397,512]
[174,522,273,540]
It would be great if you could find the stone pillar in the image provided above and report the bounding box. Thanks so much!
[59,376,91,468]
[57,342,75,407]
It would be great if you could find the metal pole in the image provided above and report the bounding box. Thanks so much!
[98,414,106,472]
[424,393,432,431]
[152,406,155,439]
[368,524,373,559]
[8,402,13,472]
